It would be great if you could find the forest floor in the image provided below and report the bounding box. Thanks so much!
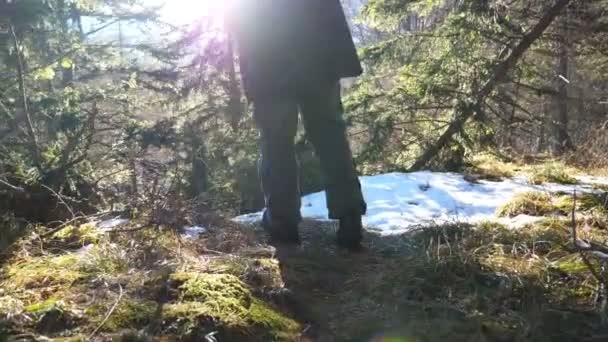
[1,159,608,341]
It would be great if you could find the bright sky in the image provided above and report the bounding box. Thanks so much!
[85,0,227,46]
[154,0,225,23]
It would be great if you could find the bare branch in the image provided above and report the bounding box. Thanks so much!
[0,178,24,193]
[88,284,124,338]
[40,184,76,219]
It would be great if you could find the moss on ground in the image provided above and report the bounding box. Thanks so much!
[211,256,284,289]
[164,272,300,340]
[0,218,303,341]
[170,273,252,323]
[51,223,103,246]
[270,220,608,341]
[3,254,84,290]
[248,298,301,340]
[85,299,158,332]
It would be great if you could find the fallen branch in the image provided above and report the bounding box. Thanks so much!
[0,178,24,193]
[88,283,123,339]
[106,224,151,234]
[40,210,121,238]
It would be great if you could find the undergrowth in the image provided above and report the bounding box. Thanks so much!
[1,209,607,341]
[0,219,301,341]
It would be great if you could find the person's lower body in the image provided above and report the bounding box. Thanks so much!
[253,80,367,249]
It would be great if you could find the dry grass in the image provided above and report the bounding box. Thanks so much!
[463,154,587,185]
[526,161,579,185]
[464,153,519,181]
[497,191,557,217]
[497,191,608,218]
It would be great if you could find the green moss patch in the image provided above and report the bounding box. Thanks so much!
[164,272,300,340]
[248,298,301,340]
[85,299,158,332]
[212,257,284,289]
[23,298,60,313]
[3,254,84,290]
[51,223,103,246]
[170,273,251,323]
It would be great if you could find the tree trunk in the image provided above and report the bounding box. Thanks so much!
[550,14,572,155]
[190,132,208,198]
[537,98,548,153]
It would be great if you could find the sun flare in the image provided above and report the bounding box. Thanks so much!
[158,0,228,23]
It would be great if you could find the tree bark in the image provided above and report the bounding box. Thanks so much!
[190,133,209,198]
[9,24,42,170]
[409,0,572,171]
[550,13,573,155]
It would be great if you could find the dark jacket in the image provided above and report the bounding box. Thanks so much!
[229,0,362,100]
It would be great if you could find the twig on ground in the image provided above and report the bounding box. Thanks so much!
[40,210,117,238]
[88,283,124,339]
[106,223,153,234]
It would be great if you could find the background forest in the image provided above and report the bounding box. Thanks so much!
[2,0,607,223]
[1,0,608,341]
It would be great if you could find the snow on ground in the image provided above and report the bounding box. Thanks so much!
[235,171,608,235]
[95,218,130,230]
[94,218,208,239]
[182,226,208,239]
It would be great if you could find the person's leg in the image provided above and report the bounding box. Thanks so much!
[299,81,366,248]
[253,95,302,242]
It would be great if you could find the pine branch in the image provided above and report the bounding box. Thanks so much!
[409,0,572,171]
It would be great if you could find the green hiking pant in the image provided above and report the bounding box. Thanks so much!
[253,81,367,225]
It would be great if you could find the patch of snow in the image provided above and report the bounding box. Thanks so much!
[235,212,263,224]
[577,175,608,187]
[96,218,130,230]
[235,171,608,234]
[497,215,545,229]
[76,244,94,256]
[182,226,207,239]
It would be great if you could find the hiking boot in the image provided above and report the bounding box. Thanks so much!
[337,214,364,251]
[261,211,301,245]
